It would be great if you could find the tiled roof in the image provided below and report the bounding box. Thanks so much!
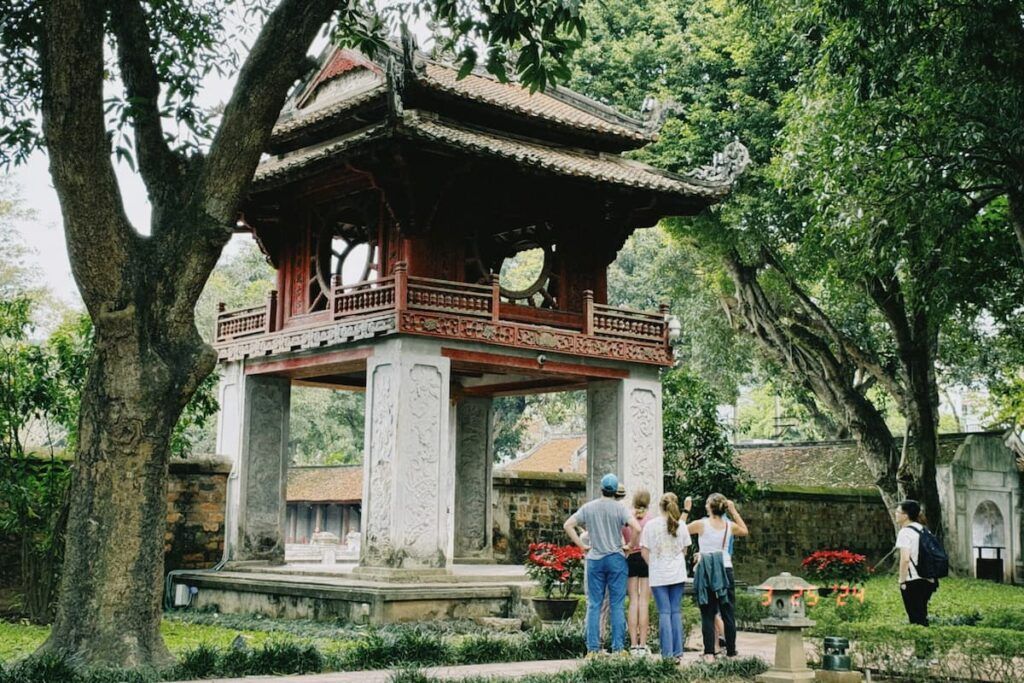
[735,441,875,489]
[735,432,992,488]
[287,465,362,503]
[418,62,652,144]
[255,112,727,198]
[403,112,725,197]
[499,436,587,474]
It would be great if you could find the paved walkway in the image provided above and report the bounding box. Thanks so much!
[165,631,781,683]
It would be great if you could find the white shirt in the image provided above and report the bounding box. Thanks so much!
[896,522,924,581]
[640,516,691,587]
[697,519,732,569]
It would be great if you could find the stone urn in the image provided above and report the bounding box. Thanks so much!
[530,596,579,621]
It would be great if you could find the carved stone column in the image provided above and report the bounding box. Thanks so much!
[359,339,454,573]
[586,374,664,505]
[215,360,245,558]
[228,373,291,563]
[454,397,494,561]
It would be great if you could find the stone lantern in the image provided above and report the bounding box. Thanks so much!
[755,572,816,683]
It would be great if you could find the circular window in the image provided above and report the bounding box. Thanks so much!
[500,247,546,293]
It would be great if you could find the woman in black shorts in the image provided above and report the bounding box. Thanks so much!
[624,489,651,656]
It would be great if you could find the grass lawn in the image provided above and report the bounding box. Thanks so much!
[0,617,309,663]
[805,574,1024,629]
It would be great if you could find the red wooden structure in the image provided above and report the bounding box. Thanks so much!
[216,38,747,381]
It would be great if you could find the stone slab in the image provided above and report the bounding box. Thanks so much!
[172,567,527,624]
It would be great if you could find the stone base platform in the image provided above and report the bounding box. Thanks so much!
[172,563,534,625]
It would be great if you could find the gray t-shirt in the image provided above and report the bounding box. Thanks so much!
[574,497,631,560]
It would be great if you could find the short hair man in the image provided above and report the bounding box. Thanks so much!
[564,473,642,655]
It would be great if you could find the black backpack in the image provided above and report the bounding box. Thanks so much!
[909,525,949,579]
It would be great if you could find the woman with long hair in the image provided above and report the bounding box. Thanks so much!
[623,489,652,655]
[895,499,937,625]
[640,492,692,664]
[688,493,748,661]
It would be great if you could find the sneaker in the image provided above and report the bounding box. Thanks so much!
[637,646,649,657]
[629,646,639,657]
[613,649,631,658]
[584,651,601,660]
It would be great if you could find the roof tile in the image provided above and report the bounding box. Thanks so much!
[287,466,362,503]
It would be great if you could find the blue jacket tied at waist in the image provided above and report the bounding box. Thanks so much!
[693,552,731,606]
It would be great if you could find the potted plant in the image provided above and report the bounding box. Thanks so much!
[801,549,872,594]
[525,542,584,621]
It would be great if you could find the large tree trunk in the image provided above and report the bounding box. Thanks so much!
[897,337,945,538]
[38,0,338,666]
[40,309,214,666]
[722,252,901,514]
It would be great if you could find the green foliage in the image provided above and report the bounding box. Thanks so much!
[288,387,364,466]
[524,623,587,660]
[492,396,527,462]
[662,366,755,506]
[452,634,526,665]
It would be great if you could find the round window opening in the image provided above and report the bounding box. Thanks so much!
[499,246,551,305]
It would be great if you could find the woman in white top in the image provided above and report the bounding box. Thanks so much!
[640,492,692,663]
[895,499,937,626]
[687,493,748,661]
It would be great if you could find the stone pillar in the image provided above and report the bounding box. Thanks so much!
[238,374,291,562]
[216,367,291,563]
[586,373,664,505]
[454,397,494,561]
[359,339,453,573]
[215,360,245,559]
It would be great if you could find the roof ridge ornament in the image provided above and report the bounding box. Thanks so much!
[687,141,751,184]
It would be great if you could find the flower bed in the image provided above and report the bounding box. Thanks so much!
[801,549,871,587]
[524,543,584,599]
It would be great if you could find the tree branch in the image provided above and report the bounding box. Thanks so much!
[1008,188,1024,267]
[112,0,181,213]
[199,0,339,227]
[760,244,909,408]
[41,0,136,310]
[162,0,340,322]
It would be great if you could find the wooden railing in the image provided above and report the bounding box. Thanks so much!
[590,302,668,343]
[216,263,671,353]
[331,276,396,320]
[215,292,277,343]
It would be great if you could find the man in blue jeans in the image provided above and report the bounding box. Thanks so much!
[564,473,643,655]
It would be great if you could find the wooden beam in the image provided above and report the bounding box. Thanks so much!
[441,348,628,379]
[461,378,587,397]
[245,348,373,378]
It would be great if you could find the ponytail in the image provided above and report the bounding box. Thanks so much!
[661,493,681,537]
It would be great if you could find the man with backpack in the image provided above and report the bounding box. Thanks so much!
[895,499,948,626]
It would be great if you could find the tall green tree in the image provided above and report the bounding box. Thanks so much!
[1,0,588,666]
[571,0,1024,529]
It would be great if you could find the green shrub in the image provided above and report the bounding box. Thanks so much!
[389,669,432,683]
[344,627,453,670]
[574,656,678,682]
[453,634,525,664]
[247,641,323,675]
[174,644,219,680]
[0,652,80,683]
[980,608,1024,632]
[217,648,251,678]
[525,624,586,660]
[733,591,768,627]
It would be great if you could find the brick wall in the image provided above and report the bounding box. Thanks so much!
[490,473,894,583]
[729,486,894,583]
[164,456,231,572]
[492,471,586,563]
